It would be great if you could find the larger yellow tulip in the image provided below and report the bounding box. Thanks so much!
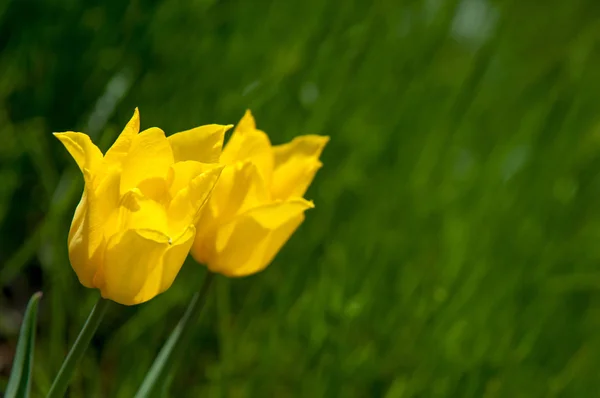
[191,110,329,276]
[54,109,230,305]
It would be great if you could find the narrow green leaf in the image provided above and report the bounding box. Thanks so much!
[5,292,43,398]
[46,296,110,398]
[134,272,214,398]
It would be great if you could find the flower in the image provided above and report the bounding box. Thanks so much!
[190,110,329,277]
[54,109,230,305]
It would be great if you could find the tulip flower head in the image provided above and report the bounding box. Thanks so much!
[55,109,230,305]
[191,110,329,277]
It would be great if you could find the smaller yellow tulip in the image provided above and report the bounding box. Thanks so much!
[55,109,231,305]
[191,110,329,277]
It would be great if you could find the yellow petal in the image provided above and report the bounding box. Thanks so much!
[167,161,221,199]
[167,164,224,234]
[221,111,274,183]
[116,188,170,234]
[134,225,196,304]
[207,161,269,223]
[92,183,168,291]
[53,132,103,177]
[100,228,171,305]
[191,161,269,266]
[136,177,171,204]
[67,188,103,287]
[271,135,329,200]
[207,198,313,277]
[67,167,121,288]
[92,166,122,226]
[235,109,256,133]
[103,108,140,168]
[168,124,232,163]
[120,127,174,195]
[190,209,217,266]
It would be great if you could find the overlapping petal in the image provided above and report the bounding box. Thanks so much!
[120,127,174,195]
[168,124,231,163]
[100,228,171,305]
[67,164,123,286]
[271,135,329,200]
[67,188,100,288]
[167,164,224,234]
[54,108,225,305]
[221,111,274,184]
[191,110,327,278]
[208,198,313,276]
[207,161,269,221]
[103,108,140,169]
[131,225,196,305]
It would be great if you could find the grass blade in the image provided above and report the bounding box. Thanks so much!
[5,292,43,398]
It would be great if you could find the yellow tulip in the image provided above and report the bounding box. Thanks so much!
[54,109,231,305]
[191,110,329,277]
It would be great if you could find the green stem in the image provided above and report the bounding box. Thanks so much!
[46,296,110,398]
[134,272,215,398]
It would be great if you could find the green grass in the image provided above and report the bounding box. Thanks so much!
[2,0,600,396]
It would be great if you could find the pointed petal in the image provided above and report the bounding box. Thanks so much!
[235,110,256,133]
[259,213,305,271]
[120,127,174,195]
[207,198,313,276]
[100,228,171,305]
[53,132,103,176]
[271,135,329,200]
[273,135,329,162]
[103,108,140,168]
[167,164,223,234]
[221,112,274,183]
[246,197,314,229]
[168,124,232,164]
[134,225,196,304]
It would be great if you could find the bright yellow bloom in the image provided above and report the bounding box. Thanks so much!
[54,109,230,305]
[191,110,329,277]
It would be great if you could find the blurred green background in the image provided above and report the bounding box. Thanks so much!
[2,0,600,396]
